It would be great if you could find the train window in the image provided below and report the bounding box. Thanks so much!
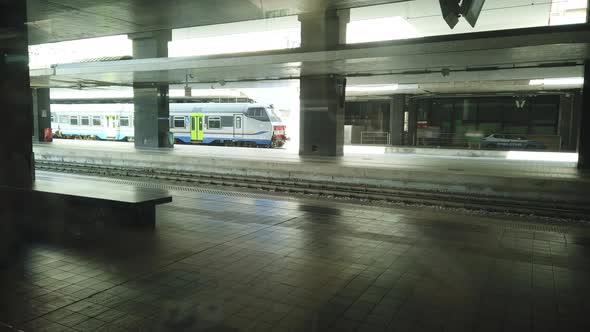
[247,108,270,122]
[208,117,221,129]
[120,116,130,127]
[199,118,203,130]
[93,116,102,126]
[191,117,196,131]
[174,116,185,128]
[81,116,90,126]
[69,116,79,126]
[50,115,55,123]
[235,116,242,129]
[59,115,68,124]
[221,116,233,127]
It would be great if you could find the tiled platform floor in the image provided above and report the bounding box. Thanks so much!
[1,172,590,332]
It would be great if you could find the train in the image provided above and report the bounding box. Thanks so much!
[50,102,287,148]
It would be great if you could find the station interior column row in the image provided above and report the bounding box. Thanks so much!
[298,10,348,157]
[128,31,173,149]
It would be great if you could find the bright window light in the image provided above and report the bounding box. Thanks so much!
[347,84,399,93]
[529,77,584,86]
[347,16,419,44]
[29,35,131,69]
[168,89,244,98]
[50,87,133,99]
[550,0,587,25]
[169,29,300,57]
[506,151,578,162]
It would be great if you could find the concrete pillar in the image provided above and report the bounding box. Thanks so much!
[32,88,52,143]
[407,99,418,146]
[389,95,406,146]
[578,61,590,169]
[1,0,33,265]
[0,0,34,187]
[298,9,349,50]
[571,92,582,151]
[298,10,348,156]
[128,31,173,149]
[299,75,346,156]
[558,93,578,151]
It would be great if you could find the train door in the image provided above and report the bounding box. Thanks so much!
[190,113,204,142]
[233,114,244,139]
[105,115,118,139]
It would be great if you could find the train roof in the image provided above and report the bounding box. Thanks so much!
[50,102,270,114]
[172,103,269,113]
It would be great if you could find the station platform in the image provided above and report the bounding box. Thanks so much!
[33,140,589,209]
[1,171,590,331]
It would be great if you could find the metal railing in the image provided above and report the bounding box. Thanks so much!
[361,131,390,145]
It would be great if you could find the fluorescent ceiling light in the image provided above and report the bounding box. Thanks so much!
[397,83,419,90]
[347,84,399,93]
[529,77,584,86]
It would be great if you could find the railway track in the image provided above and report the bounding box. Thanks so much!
[36,160,590,222]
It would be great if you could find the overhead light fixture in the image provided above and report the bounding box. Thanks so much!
[346,84,399,93]
[439,0,486,29]
[439,0,461,28]
[529,77,584,86]
[461,0,486,27]
[397,83,419,90]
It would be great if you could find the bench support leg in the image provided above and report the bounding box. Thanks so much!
[132,204,156,229]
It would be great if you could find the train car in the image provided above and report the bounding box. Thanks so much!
[51,103,134,141]
[50,102,287,148]
[170,103,286,147]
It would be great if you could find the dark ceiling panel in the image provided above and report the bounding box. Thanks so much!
[26,0,408,44]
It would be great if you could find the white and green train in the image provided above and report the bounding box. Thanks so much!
[51,102,287,148]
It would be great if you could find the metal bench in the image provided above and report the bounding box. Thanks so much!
[0,180,172,231]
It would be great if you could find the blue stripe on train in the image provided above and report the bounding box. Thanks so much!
[202,137,271,145]
[175,135,271,145]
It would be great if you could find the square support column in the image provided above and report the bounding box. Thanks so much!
[32,88,52,143]
[1,0,33,266]
[298,9,349,50]
[0,0,34,188]
[298,10,348,156]
[406,99,418,146]
[133,85,172,148]
[128,31,173,149]
[299,75,346,156]
[578,60,590,169]
[389,95,406,146]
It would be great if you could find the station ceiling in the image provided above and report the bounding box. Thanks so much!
[30,25,590,95]
[27,0,408,44]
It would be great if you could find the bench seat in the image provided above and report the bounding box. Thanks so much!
[0,180,172,229]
